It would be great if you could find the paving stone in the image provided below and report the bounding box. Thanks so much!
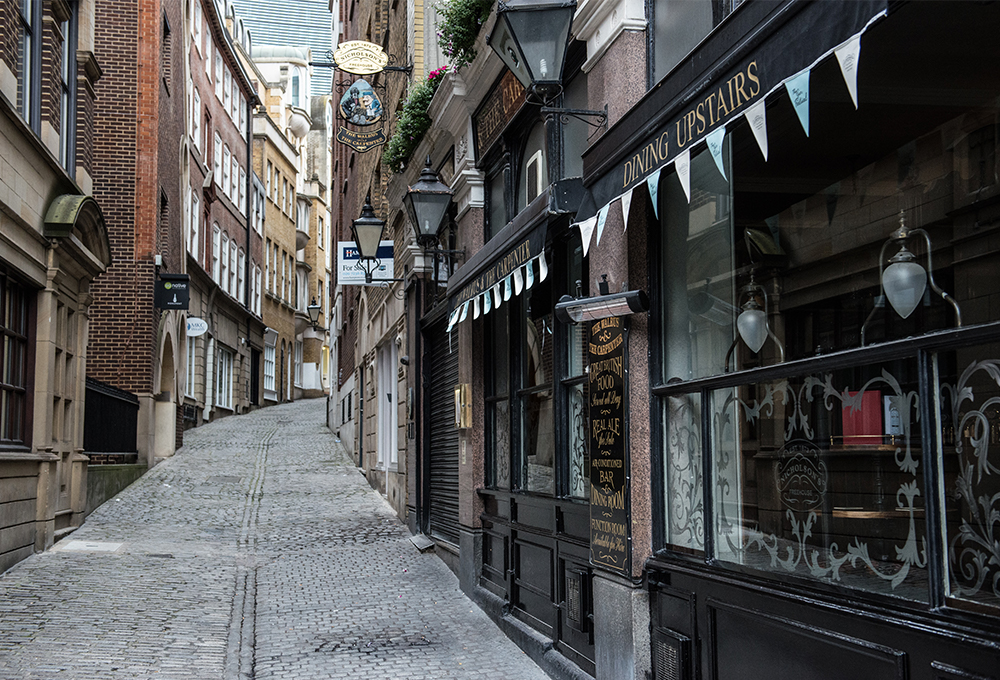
[0,399,548,680]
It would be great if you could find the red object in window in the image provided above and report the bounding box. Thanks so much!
[842,390,882,446]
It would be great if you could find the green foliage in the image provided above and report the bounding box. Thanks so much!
[436,0,494,71]
[382,67,450,173]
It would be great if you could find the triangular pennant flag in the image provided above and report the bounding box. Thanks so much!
[503,276,512,301]
[483,290,492,315]
[647,168,661,220]
[676,150,692,203]
[745,99,768,161]
[578,216,598,257]
[621,188,634,233]
[785,70,810,137]
[447,308,459,332]
[492,283,502,309]
[524,261,535,290]
[514,268,523,295]
[537,254,548,282]
[473,296,481,319]
[835,34,862,109]
[595,203,610,247]
[459,301,469,322]
[706,127,727,180]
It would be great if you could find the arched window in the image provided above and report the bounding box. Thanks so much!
[517,122,547,213]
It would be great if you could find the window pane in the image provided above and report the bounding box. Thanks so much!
[522,388,554,494]
[712,357,928,600]
[488,170,504,241]
[568,382,589,499]
[660,140,734,383]
[664,393,704,552]
[940,342,1000,611]
[652,0,715,83]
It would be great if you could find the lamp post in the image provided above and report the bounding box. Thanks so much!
[404,157,454,248]
[307,297,322,330]
[350,193,386,284]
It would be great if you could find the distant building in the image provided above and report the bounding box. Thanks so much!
[239,0,336,95]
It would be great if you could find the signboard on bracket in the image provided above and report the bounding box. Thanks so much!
[337,241,394,285]
[333,41,389,75]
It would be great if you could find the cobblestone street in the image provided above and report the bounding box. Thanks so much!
[0,399,549,680]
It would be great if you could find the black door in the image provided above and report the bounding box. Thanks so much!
[426,320,460,545]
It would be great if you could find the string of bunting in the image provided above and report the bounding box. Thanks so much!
[574,13,880,256]
[446,253,549,333]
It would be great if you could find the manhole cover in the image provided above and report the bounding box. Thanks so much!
[315,629,433,654]
[57,541,123,553]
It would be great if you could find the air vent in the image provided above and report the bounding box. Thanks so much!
[652,627,691,680]
[567,573,581,624]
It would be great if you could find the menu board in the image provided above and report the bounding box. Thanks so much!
[589,317,630,575]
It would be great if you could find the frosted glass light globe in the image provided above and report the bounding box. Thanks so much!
[737,307,768,354]
[883,246,926,319]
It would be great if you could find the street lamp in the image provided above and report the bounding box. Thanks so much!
[350,193,386,284]
[307,297,321,329]
[404,156,453,248]
[489,0,577,105]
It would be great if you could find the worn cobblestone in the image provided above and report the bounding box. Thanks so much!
[0,399,548,680]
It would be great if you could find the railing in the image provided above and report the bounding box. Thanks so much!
[84,377,139,456]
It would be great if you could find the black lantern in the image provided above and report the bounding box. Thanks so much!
[307,296,322,329]
[404,156,454,248]
[350,193,386,283]
[489,0,577,104]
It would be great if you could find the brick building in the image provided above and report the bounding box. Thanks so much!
[87,0,189,463]
[180,0,263,427]
[0,0,111,570]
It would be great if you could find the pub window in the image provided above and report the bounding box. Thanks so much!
[653,101,1000,611]
[486,166,506,241]
[649,0,741,86]
[0,271,32,448]
[486,292,512,490]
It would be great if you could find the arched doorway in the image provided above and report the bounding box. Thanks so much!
[154,333,177,458]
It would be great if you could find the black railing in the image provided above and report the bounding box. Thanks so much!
[84,377,139,454]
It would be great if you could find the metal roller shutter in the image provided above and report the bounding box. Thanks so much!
[428,321,460,545]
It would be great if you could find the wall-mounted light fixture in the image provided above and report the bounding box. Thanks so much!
[307,297,322,330]
[555,275,649,324]
[861,210,962,345]
[350,193,386,284]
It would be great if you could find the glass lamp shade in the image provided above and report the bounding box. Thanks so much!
[307,297,321,326]
[489,0,577,102]
[882,246,926,319]
[737,306,768,354]
[404,157,453,247]
[351,195,385,260]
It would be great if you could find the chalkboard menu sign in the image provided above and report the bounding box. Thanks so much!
[589,317,630,575]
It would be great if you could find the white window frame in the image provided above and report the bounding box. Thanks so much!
[214,132,222,186]
[185,336,197,398]
[239,168,246,214]
[294,340,303,388]
[192,87,201,150]
[215,49,223,100]
[223,67,232,112]
[230,156,239,201]
[212,224,221,281]
[193,0,202,52]
[216,346,233,409]
[239,93,247,138]
[263,342,276,393]
[220,232,229,289]
[189,190,200,259]
[204,31,211,77]
[254,265,262,315]
[222,145,231,197]
[229,240,238,297]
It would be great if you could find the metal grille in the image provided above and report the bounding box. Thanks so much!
[567,573,581,623]
[652,628,690,680]
[427,319,460,545]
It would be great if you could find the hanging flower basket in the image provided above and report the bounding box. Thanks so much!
[383,66,450,174]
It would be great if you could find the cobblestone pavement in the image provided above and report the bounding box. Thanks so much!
[0,399,549,680]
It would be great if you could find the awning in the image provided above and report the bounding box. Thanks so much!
[445,182,580,331]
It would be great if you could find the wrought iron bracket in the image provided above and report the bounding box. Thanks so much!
[541,105,608,131]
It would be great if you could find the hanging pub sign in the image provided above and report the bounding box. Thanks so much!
[337,127,387,153]
[154,273,190,310]
[340,79,383,126]
[589,316,630,575]
[332,40,389,75]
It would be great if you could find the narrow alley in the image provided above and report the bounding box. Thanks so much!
[0,399,548,680]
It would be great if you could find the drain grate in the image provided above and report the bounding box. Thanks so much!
[315,628,433,655]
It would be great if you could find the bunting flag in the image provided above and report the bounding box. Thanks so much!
[514,268,523,295]
[524,260,535,290]
[503,276,512,301]
[835,34,862,109]
[578,215,598,257]
[785,70,810,137]
[746,99,769,161]
[483,289,492,315]
[492,283,502,309]
[676,150,691,203]
[473,296,481,319]
[621,188,634,233]
[595,203,610,247]
[447,308,460,332]
[459,300,469,322]
[537,254,548,282]
[647,168,661,220]
[706,127,727,180]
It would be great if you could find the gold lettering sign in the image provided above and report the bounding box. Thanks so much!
[474,71,526,156]
[333,41,390,75]
[337,127,387,153]
[455,237,533,306]
[621,60,761,190]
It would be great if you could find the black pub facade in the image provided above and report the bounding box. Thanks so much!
[406,1,1000,678]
